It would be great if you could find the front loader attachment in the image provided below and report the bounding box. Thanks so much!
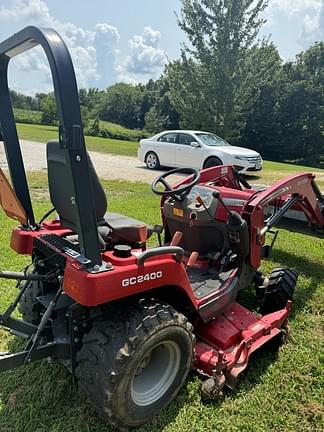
[243,173,324,268]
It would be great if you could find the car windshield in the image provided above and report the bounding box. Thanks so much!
[196,133,231,147]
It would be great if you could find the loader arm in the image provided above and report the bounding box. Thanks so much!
[243,173,324,268]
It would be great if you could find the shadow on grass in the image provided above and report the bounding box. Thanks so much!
[0,248,322,431]
[244,173,261,181]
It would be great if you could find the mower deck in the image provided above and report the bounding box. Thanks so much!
[195,302,291,389]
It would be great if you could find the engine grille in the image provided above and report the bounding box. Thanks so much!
[245,156,262,163]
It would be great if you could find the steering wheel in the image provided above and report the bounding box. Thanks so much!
[151,168,201,199]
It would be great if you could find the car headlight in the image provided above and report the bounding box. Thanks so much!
[235,156,262,162]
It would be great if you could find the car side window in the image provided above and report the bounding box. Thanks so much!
[178,133,194,145]
[158,133,178,144]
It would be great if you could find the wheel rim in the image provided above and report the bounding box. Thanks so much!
[131,340,181,406]
[146,153,157,168]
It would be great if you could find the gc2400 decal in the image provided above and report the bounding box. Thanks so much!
[122,271,163,287]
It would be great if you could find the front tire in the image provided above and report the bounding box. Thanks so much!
[203,156,222,169]
[260,268,298,314]
[76,299,194,430]
[145,152,160,170]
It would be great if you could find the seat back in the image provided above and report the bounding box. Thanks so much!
[47,140,107,229]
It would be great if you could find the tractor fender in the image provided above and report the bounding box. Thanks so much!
[63,256,198,310]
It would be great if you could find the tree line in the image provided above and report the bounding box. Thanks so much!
[10,0,324,167]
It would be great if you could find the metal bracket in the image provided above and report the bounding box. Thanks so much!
[0,343,70,372]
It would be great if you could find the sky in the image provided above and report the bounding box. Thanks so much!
[0,0,323,95]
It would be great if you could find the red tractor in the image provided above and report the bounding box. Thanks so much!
[0,27,323,430]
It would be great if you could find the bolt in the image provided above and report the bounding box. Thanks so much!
[73,326,79,332]
[74,338,79,343]
[70,196,76,205]
[93,264,100,272]
[82,322,87,328]
[76,155,81,162]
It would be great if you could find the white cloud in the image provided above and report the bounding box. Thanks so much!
[300,1,324,46]
[0,0,50,21]
[0,0,120,90]
[124,26,167,76]
[0,1,169,90]
[265,0,324,52]
[269,0,322,16]
[94,23,120,87]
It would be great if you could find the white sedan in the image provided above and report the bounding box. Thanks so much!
[138,130,263,173]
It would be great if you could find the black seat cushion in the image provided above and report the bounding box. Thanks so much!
[99,212,153,244]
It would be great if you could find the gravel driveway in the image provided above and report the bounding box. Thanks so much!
[0,140,183,184]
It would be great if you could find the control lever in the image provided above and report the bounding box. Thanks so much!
[212,190,233,216]
[196,194,214,219]
[171,231,183,246]
[186,251,199,268]
[138,225,148,251]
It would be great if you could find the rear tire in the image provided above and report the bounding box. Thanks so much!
[203,156,222,169]
[18,279,43,325]
[260,268,298,314]
[145,152,160,170]
[76,299,194,430]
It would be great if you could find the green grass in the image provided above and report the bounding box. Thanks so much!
[16,123,138,157]
[254,160,324,189]
[99,119,148,141]
[13,109,42,125]
[0,173,323,432]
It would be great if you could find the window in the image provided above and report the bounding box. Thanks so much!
[178,133,194,145]
[195,133,230,147]
[158,133,178,144]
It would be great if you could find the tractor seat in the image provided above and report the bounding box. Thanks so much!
[46,140,153,245]
[99,212,153,244]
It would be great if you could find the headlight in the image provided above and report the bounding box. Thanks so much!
[235,155,262,162]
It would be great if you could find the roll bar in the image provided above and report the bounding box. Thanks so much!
[0,26,101,265]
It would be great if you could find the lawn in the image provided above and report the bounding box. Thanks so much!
[0,172,323,432]
[16,123,138,157]
[16,122,324,190]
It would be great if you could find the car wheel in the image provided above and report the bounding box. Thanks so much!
[145,152,160,170]
[203,157,222,169]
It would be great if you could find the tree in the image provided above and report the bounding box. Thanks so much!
[169,0,268,138]
[144,76,180,132]
[40,94,57,125]
[281,42,324,165]
[145,106,168,133]
[87,117,100,136]
[97,83,145,129]
[235,41,283,155]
